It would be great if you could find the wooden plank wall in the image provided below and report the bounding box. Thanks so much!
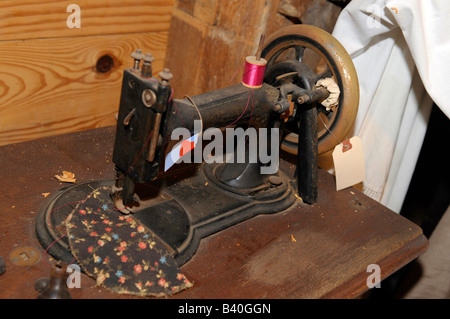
[0,0,341,146]
[0,0,174,146]
[165,0,341,98]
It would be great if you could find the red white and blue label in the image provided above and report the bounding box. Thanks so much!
[164,133,200,172]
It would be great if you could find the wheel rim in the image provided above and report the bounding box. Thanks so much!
[261,25,359,155]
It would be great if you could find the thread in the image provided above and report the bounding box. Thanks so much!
[242,56,267,89]
[225,88,253,127]
[44,199,84,268]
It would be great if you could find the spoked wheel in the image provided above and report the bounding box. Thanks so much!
[261,24,359,155]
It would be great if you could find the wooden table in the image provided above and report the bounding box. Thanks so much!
[0,126,428,299]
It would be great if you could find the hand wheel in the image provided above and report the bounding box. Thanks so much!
[261,24,359,155]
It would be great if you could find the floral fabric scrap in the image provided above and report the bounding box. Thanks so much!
[66,187,193,297]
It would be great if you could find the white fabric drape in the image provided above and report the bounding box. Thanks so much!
[331,0,450,212]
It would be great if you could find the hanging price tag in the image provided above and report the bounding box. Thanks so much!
[332,136,365,191]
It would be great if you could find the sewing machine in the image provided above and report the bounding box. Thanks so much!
[36,25,359,266]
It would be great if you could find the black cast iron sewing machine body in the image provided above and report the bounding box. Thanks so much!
[36,25,359,266]
[108,50,329,264]
[111,62,324,208]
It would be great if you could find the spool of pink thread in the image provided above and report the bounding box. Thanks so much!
[242,56,267,89]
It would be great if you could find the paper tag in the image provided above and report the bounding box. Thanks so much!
[332,136,365,191]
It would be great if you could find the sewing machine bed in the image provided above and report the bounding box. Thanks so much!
[0,126,428,299]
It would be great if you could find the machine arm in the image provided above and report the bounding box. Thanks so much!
[111,66,292,213]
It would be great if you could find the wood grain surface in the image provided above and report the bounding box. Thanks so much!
[0,33,168,146]
[0,0,173,41]
[0,0,174,146]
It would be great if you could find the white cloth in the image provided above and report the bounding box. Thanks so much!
[331,0,450,212]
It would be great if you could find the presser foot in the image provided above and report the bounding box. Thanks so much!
[110,184,140,214]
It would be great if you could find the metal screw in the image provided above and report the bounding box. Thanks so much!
[143,52,154,63]
[159,68,173,83]
[141,53,154,77]
[131,49,143,70]
[142,89,157,108]
[297,94,311,104]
